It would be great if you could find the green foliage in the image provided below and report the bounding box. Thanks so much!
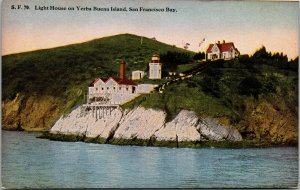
[120,94,149,110]
[2,34,193,101]
[253,46,270,59]
[200,67,222,97]
[238,76,262,98]
[124,75,234,121]
[176,63,198,73]
[193,51,205,60]
[3,38,298,144]
[250,46,296,69]
[160,51,193,74]
[123,55,297,127]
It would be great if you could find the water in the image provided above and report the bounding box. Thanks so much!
[1,131,298,188]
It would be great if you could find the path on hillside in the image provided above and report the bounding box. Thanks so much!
[154,61,208,93]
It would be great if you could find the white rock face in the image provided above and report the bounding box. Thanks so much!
[154,110,201,141]
[114,107,166,139]
[50,106,242,142]
[50,106,123,138]
[84,108,123,138]
[197,118,242,141]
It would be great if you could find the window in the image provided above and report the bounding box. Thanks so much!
[119,87,121,90]
[213,47,218,53]
[107,87,109,90]
[96,88,98,90]
[126,88,128,91]
[102,88,104,90]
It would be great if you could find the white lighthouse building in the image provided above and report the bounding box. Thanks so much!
[149,53,162,79]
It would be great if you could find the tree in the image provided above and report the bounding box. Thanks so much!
[160,51,192,73]
[252,46,269,59]
[238,76,262,98]
[193,52,205,60]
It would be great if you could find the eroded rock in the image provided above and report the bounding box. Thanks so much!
[197,118,242,141]
[154,110,201,141]
[49,106,242,144]
[114,107,166,139]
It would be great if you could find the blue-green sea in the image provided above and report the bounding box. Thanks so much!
[1,130,298,188]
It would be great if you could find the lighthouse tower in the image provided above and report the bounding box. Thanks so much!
[149,53,162,79]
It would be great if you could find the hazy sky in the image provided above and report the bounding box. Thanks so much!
[2,0,299,59]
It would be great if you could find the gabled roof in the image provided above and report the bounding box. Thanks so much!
[206,42,235,53]
[219,42,235,52]
[206,44,215,54]
[89,78,100,87]
[89,77,136,87]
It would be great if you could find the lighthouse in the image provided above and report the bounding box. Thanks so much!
[149,53,162,79]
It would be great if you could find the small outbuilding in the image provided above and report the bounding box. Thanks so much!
[132,70,145,80]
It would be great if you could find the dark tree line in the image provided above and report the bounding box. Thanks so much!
[160,51,193,73]
[193,52,206,60]
[249,46,297,70]
[159,51,206,75]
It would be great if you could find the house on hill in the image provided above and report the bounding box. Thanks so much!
[206,40,239,60]
[88,60,138,105]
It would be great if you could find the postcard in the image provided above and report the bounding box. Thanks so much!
[1,0,298,188]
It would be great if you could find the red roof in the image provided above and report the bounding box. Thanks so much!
[206,44,214,54]
[150,60,161,63]
[206,42,235,53]
[89,77,136,87]
[89,78,100,87]
[118,78,137,86]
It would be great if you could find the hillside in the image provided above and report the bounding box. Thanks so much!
[2,34,194,131]
[122,58,298,145]
[2,34,298,146]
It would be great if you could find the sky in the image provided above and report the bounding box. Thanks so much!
[2,0,299,59]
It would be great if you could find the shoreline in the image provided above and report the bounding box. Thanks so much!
[37,132,298,149]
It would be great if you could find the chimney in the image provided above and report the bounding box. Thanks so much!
[217,41,220,44]
[222,40,225,44]
[120,60,126,80]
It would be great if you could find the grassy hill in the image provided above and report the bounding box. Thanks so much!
[2,33,194,131]
[3,33,193,99]
[122,58,298,145]
[2,33,298,145]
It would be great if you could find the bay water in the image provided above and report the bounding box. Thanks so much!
[1,130,298,188]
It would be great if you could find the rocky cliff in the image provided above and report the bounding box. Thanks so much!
[49,106,242,145]
[2,94,62,131]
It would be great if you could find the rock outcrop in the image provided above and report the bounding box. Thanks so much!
[2,94,61,131]
[49,106,242,144]
[50,107,123,139]
[198,118,242,141]
[244,102,298,143]
[114,107,166,140]
[154,110,201,141]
